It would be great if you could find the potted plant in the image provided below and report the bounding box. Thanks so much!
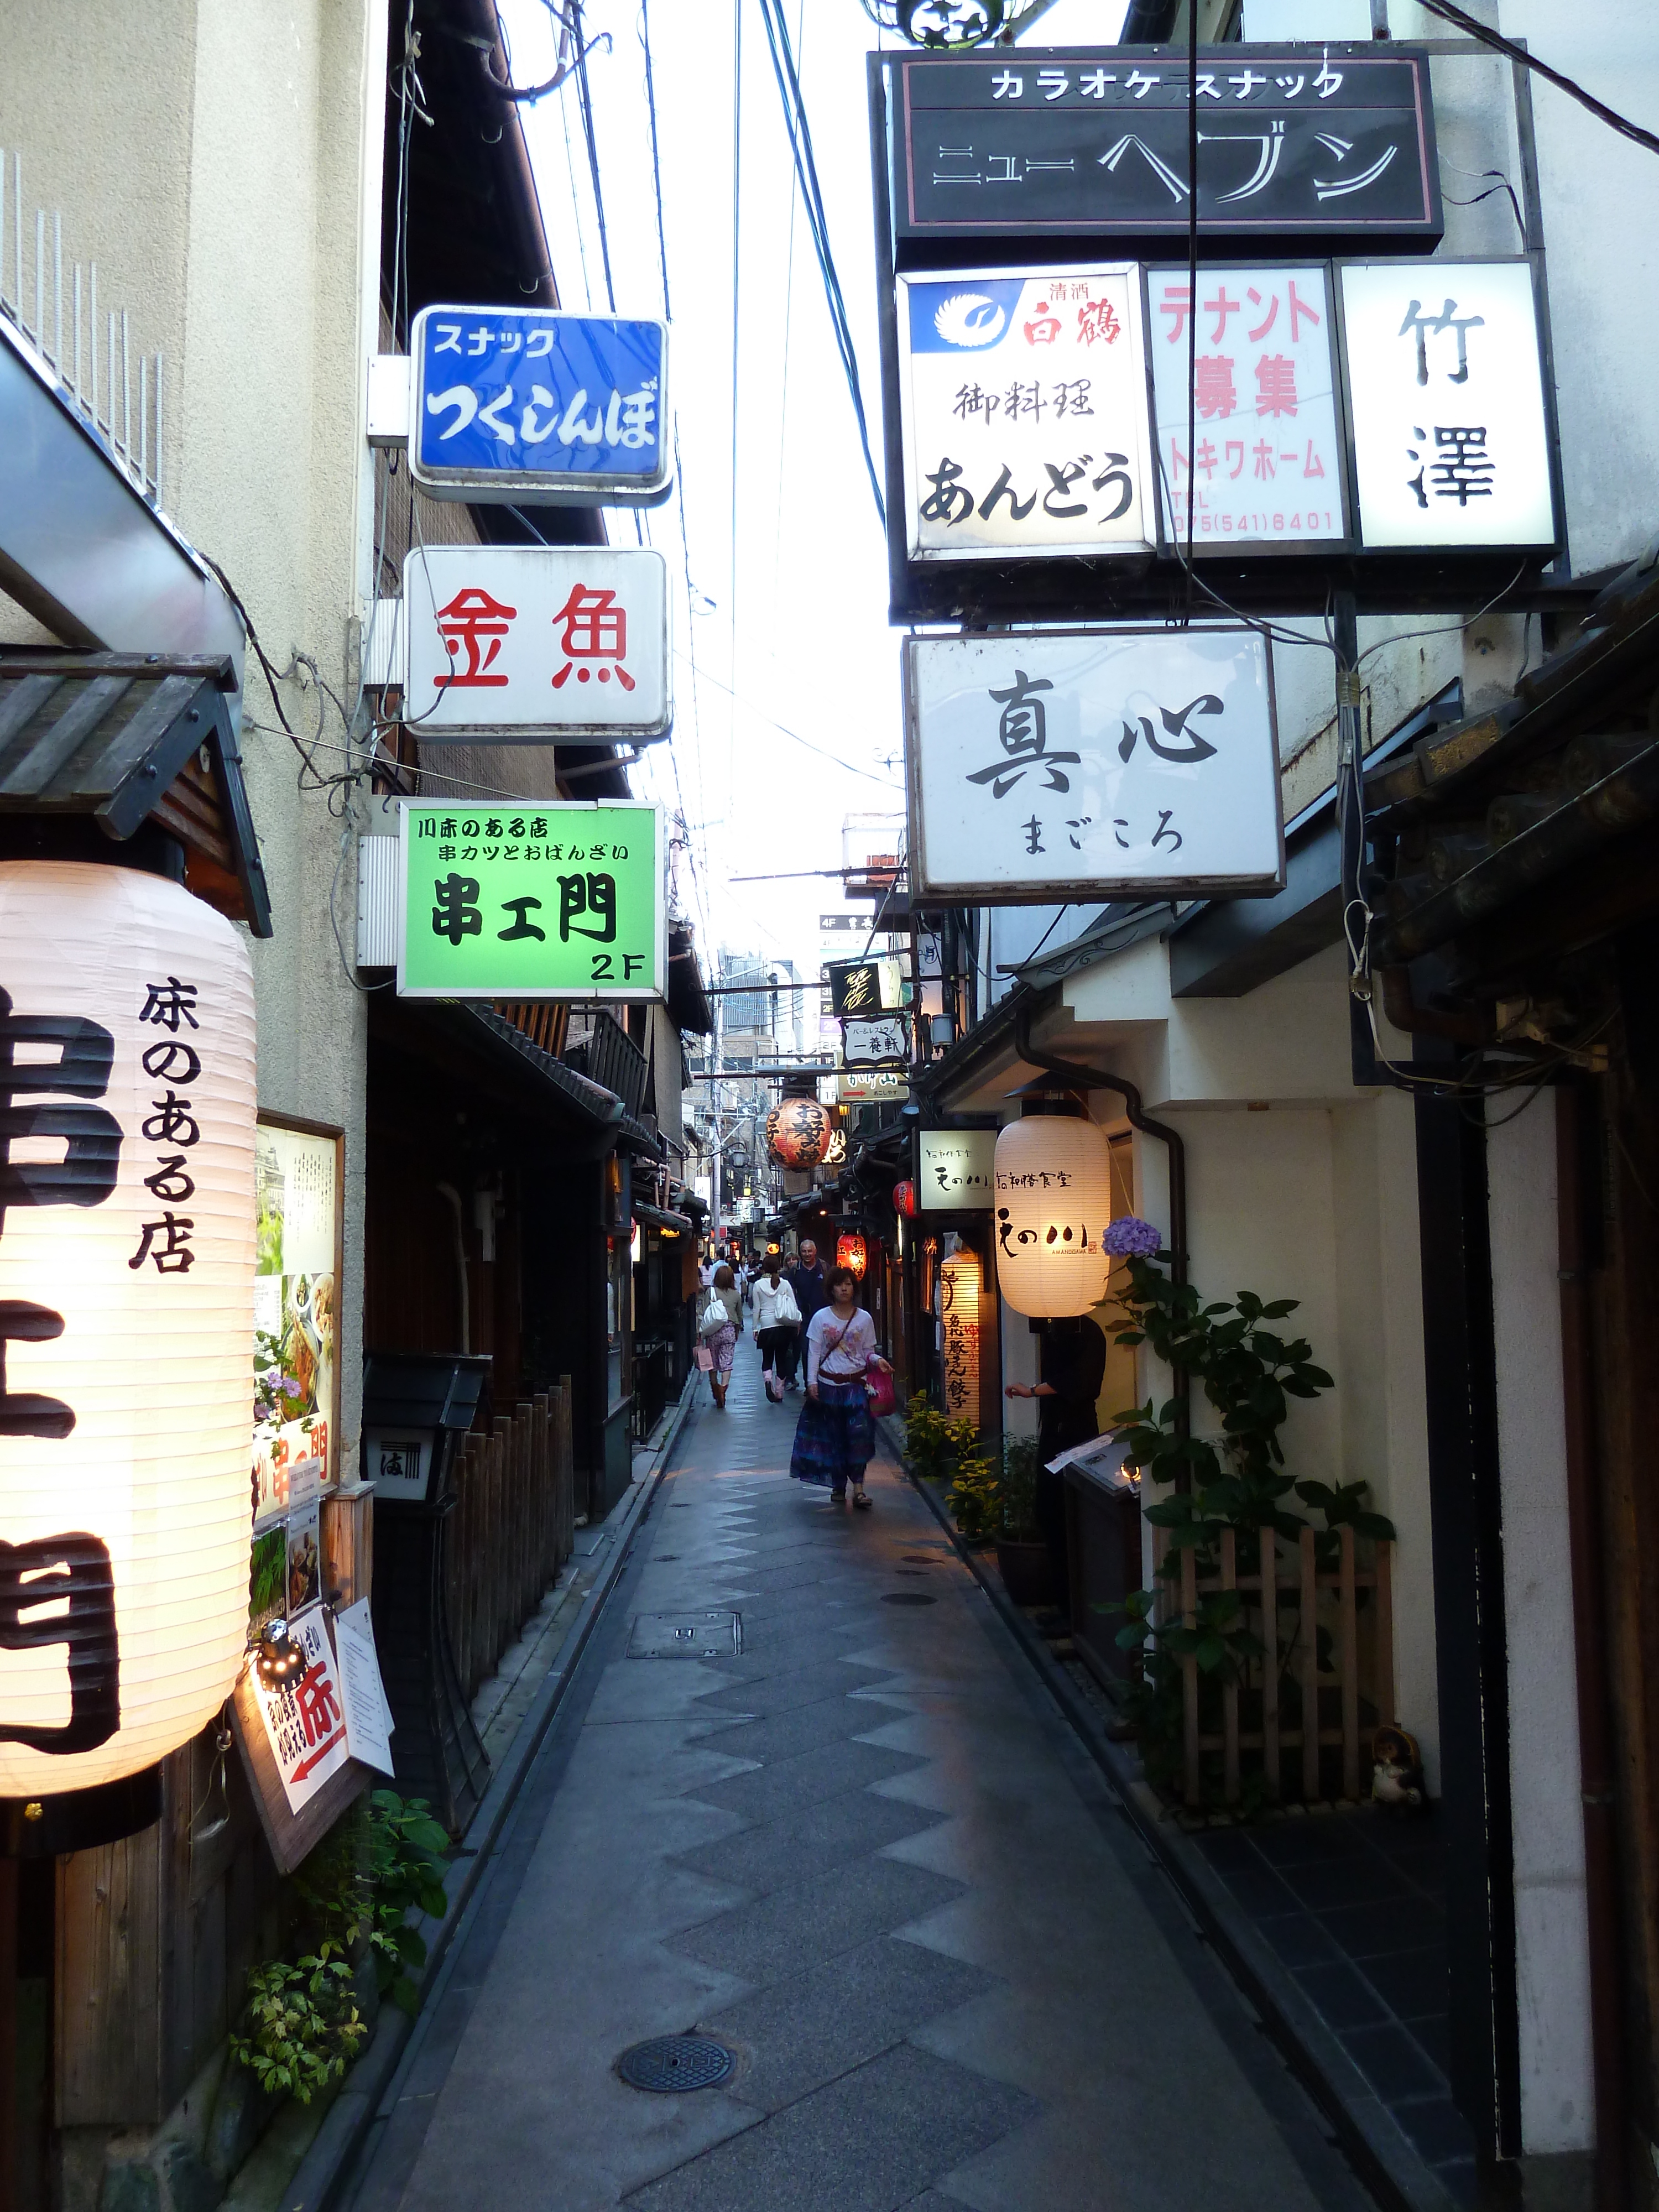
[947,1448,1002,1545]
[994,1435,1059,1606]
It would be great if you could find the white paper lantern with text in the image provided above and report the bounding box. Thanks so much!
[0,863,256,1797]
[993,1117,1113,1318]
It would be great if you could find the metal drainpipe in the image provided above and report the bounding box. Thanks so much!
[435,1182,471,1354]
[1012,1009,1191,1464]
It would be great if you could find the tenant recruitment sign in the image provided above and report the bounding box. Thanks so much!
[904,624,1282,904]
[396,800,666,1003]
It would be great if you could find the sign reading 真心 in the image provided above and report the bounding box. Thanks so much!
[404,546,670,740]
[905,624,1282,904]
[410,305,671,504]
[881,47,1443,251]
[898,266,1155,561]
[397,800,666,1003]
[919,1128,997,1211]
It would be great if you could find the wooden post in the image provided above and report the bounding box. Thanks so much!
[1182,1543,1201,1808]
[1340,1524,1360,1801]
[1262,1530,1280,1801]
[1374,1538,1395,1728]
[1300,1527,1320,1802]
[1221,1528,1240,1806]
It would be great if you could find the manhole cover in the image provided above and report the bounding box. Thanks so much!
[617,2035,735,2093]
[881,1592,937,1607]
[628,1611,744,1657]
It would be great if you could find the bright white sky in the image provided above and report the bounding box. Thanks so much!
[499,0,1128,985]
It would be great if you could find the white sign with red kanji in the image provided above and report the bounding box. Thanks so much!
[403,546,670,738]
[897,265,1156,561]
[1147,265,1347,551]
[251,1603,353,1814]
[1339,259,1557,551]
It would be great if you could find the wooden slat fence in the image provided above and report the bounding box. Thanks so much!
[1155,1524,1395,1811]
[444,1380,576,1703]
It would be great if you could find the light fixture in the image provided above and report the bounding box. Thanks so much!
[893,1180,917,1219]
[993,1114,1114,1317]
[765,1095,833,1170]
[939,1248,982,1418]
[253,1619,304,1690]
[836,1232,869,1278]
[0,863,257,1799]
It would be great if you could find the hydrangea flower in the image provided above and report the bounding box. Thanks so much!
[1104,1215,1162,1260]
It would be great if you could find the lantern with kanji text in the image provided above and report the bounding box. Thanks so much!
[993,1114,1113,1317]
[836,1232,868,1279]
[765,1094,833,1171]
[893,1180,917,1219]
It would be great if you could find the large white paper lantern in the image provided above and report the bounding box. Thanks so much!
[993,1115,1113,1317]
[0,862,256,1797]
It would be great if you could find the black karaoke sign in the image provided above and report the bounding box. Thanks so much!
[885,46,1442,251]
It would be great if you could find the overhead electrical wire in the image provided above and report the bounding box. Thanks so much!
[569,0,616,310]
[755,0,886,525]
[1412,0,1659,161]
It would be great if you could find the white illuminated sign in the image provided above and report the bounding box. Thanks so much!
[919,1129,997,1212]
[1339,259,1556,551]
[1147,264,1347,550]
[897,265,1155,561]
[905,625,1282,904]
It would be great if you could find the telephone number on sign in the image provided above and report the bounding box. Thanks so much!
[1198,510,1338,534]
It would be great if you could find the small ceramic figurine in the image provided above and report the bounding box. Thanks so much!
[1370,1724,1426,1811]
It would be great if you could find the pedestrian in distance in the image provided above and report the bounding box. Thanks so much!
[789,1264,892,1509]
[753,1249,801,1402]
[782,1237,827,1392]
[698,1262,743,1411]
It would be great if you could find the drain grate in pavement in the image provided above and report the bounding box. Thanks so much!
[616,2035,735,2093]
[628,1611,745,1657]
[881,1592,938,1606]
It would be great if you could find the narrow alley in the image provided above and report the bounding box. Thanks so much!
[342,1358,1370,2212]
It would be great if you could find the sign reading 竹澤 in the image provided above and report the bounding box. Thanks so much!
[404,547,670,740]
[898,266,1154,561]
[905,625,1282,904]
[1338,259,1557,552]
[410,305,671,504]
[883,47,1442,250]
[397,800,666,1003]
[919,1128,997,1211]
[1147,264,1349,550]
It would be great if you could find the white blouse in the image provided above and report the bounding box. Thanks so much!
[806,1305,879,1386]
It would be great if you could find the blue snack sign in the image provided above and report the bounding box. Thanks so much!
[410,305,671,505]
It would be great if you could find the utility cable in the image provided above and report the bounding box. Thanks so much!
[570,0,615,310]
[1413,0,1659,161]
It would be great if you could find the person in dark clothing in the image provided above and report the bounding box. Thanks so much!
[779,1239,827,1391]
[1005,1314,1108,1604]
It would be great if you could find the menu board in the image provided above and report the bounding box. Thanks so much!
[252,1121,341,1533]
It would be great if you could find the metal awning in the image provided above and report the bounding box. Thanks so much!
[633,1202,693,1235]
[0,651,271,935]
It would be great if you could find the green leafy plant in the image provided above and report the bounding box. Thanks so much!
[998,1434,1042,1542]
[948,1452,1003,1543]
[291,1790,452,2013]
[229,1958,364,2105]
[1102,1248,1395,1801]
[902,1394,978,1485]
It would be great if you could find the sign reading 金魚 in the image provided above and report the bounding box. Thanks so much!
[919,1128,997,1211]
[883,47,1442,251]
[898,266,1154,561]
[405,547,669,740]
[905,625,1282,904]
[1338,259,1557,552]
[1148,264,1349,550]
[397,800,666,1003]
[410,305,671,504]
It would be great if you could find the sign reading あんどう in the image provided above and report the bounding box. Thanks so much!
[397,800,665,1002]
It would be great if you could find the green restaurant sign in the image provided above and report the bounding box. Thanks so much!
[396,799,666,1001]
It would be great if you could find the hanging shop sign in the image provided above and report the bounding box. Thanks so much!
[838,1070,910,1104]
[993,1117,1113,1317]
[879,46,1443,253]
[896,266,1155,561]
[939,1249,982,1420]
[396,799,666,1003]
[0,863,256,1798]
[252,1119,341,1535]
[842,1014,910,1068]
[905,624,1281,904]
[826,955,907,1016]
[409,304,671,504]
[1338,258,1558,553]
[765,1094,834,1170]
[1147,263,1350,551]
[249,1603,353,1814]
[919,1127,997,1209]
[403,546,670,740]
[836,1232,869,1277]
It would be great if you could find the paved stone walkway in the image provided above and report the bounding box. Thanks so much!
[348,1354,1373,2212]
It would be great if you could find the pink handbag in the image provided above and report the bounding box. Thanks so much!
[864,1368,896,1419]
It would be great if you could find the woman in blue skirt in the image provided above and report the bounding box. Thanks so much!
[790,1265,892,1509]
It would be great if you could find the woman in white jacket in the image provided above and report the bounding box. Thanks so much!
[752,1249,801,1402]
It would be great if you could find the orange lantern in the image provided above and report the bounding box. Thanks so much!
[836,1232,868,1277]
[765,1095,833,1170]
[893,1180,917,1219]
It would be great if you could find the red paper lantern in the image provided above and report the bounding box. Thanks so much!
[837,1232,869,1278]
[892,1180,917,1219]
[765,1095,833,1170]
